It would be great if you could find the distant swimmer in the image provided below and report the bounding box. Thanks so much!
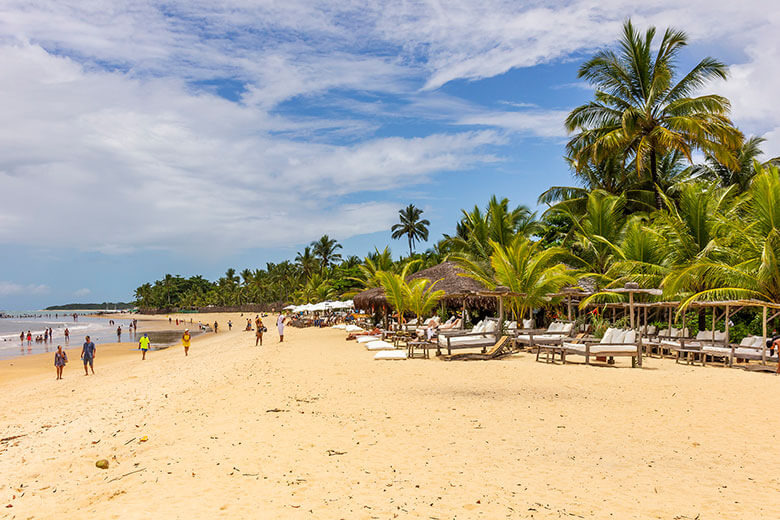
[81,335,96,375]
[117,326,122,342]
[64,328,70,343]
[139,333,150,360]
[182,329,191,356]
[54,345,68,380]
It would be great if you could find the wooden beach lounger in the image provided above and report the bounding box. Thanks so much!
[442,336,510,361]
[561,328,642,367]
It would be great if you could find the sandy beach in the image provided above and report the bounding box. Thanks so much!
[1,312,779,519]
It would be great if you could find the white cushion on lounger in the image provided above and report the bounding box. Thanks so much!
[658,328,669,337]
[356,335,380,343]
[472,320,485,333]
[523,319,534,329]
[681,328,690,337]
[374,350,407,360]
[561,323,573,334]
[507,321,517,330]
[695,331,710,341]
[703,346,730,355]
[332,324,347,329]
[563,342,586,353]
[740,336,757,346]
[646,325,656,335]
[484,320,498,333]
[345,324,363,332]
[589,345,637,354]
[714,331,727,342]
[550,322,563,332]
[623,330,636,344]
[365,340,395,350]
[601,328,616,344]
[753,336,767,348]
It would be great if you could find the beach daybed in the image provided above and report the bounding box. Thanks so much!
[561,328,642,367]
[356,335,381,343]
[436,319,499,355]
[515,321,574,348]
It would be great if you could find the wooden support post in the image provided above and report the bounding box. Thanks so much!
[762,306,768,365]
[725,305,732,367]
[629,292,635,329]
[567,295,572,322]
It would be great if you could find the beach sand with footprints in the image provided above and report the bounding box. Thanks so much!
[1,312,779,519]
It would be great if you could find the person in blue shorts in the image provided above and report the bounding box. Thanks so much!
[139,333,150,360]
[81,335,96,375]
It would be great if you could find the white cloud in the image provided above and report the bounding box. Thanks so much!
[74,288,91,297]
[0,282,49,296]
[0,43,501,253]
[457,110,569,137]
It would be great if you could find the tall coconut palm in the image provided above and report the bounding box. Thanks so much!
[391,204,430,256]
[295,246,318,280]
[566,19,742,209]
[454,236,576,321]
[311,235,342,271]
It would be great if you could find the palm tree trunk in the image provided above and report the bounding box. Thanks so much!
[650,151,662,210]
[408,235,413,257]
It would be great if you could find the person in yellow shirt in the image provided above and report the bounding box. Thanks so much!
[182,329,191,356]
[139,333,150,360]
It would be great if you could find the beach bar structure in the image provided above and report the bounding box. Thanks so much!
[353,261,494,326]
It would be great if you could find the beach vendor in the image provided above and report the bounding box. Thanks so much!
[182,329,191,356]
[277,313,286,343]
[54,345,68,380]
[139,333,150,360]
[81,335,96,375]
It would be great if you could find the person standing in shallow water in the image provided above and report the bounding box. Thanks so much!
[182,329,191,356]
[54,345,67,379]
[81,335,96,375]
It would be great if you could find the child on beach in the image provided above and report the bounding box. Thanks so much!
[139,333,150,360]
[182,329,191,356]
[81,336,96,375]
[54,345,67,380]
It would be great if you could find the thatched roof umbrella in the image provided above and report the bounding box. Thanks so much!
[352,261,492,314]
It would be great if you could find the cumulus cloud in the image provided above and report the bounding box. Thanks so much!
[0,282,49,296]
[74,288,91,297]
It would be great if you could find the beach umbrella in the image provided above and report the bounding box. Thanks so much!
[283,304,296,310]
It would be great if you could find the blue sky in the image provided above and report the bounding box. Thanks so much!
[0,1,778,309]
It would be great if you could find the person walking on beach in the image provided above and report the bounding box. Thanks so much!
[20,331,24,344]
[54,345,68,379]
[277,313,287,343]
[228,320,232,331]
[182,329,191,356]
[64,327,69,343]
[214,321,219,333]
[81,336,96,375]
[116,326,122,342]
[255,316,264,346]
[139,333,150,360]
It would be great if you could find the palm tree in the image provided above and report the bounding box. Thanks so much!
[455,236,576,321]
[295,246,318,280]
[311,235,343,272]
[566,19,742,209]
[375,264,417,326]
[689,135,780,192]
[391,204,430,256]
[405,278,445,323]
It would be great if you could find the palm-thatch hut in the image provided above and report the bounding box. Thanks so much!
[353,261,493,311]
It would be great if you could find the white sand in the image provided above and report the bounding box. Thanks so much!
[1,312,778,519]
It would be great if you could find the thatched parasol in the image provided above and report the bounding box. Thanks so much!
[352,261,492,311]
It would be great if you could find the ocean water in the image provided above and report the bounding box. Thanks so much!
[0,311,139,360]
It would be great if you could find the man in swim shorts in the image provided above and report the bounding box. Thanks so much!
[139,333,150,360]
[81,335,96,375]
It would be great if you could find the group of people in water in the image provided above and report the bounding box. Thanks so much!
[20,327,69,346]
[51,313,289,379]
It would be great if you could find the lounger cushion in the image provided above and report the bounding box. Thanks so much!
[522,319,534,329]
[484,320,499,333]
[714,331,727,342]
[561,323,573,334]
[374,350,407,360]
[345,325,363,332]
[623,330,636,344]
[356,335,379,343]
[601,328,616,344]
[472,321,485,333]
[611,330,626,344]
[365,340,395,350]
